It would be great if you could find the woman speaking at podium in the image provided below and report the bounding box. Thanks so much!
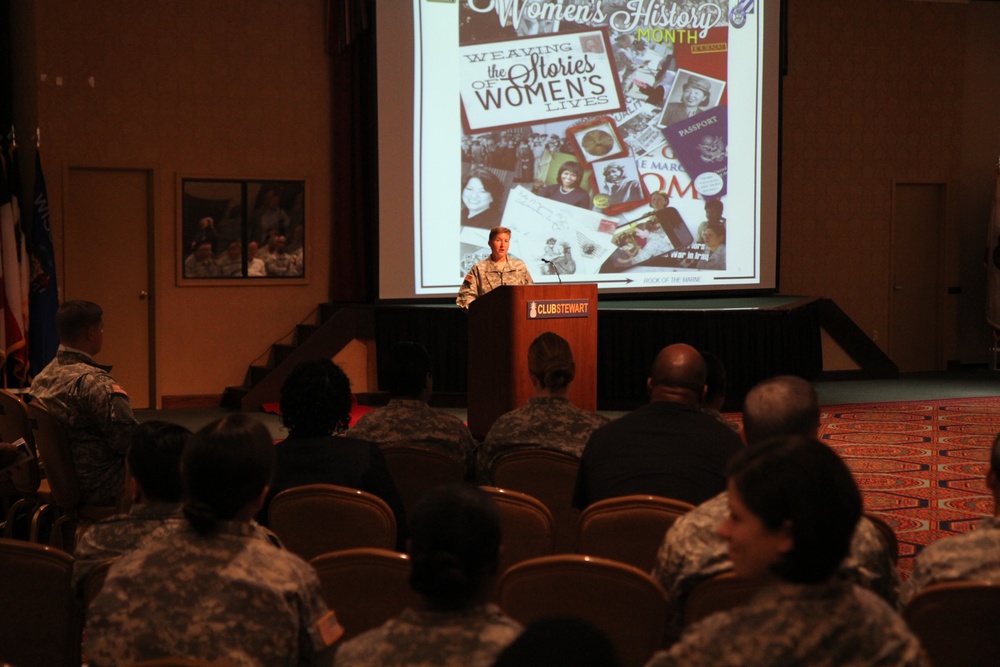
[456,226,533,310]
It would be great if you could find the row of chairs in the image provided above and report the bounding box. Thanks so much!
[4,534,996,667]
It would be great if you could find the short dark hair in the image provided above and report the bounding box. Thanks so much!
[56,300,102,343]
[279,358,353,436]
[408,484,501,609]
[726,435,861,584]
[127,421,191,502]
[463,168,505,210]
[528,332,575,392]
[557,161,584,182]
[385,342,431,398]
[182,414,274,535]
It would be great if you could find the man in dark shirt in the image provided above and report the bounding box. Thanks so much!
[572,343,743,509]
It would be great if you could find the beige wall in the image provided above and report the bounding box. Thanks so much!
[12,0,332,405]
[782,0,1000,366]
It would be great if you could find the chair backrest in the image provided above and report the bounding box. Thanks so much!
[491,448,581,553]
[480,486,555,575]
[310,547,419,641]
[0,389,40,494]
[0,537,82,667]
[268,483,398,562]
[82,558,116,609]
[863,512,898,565]
[903,581,1000,667]
[682,571,764,627]
[578,494,694,572]
[25,401,81,510]
[497,554,667,667]
[379,441,465,514]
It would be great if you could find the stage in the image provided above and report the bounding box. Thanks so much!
[370,295,823,412]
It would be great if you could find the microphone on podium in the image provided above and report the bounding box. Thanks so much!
[541,258,562,284]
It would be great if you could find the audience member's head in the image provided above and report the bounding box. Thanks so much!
[279,358,353,436]
[408,483,502,611]
[385,341,432,400]
[700,350,727,411]
[721,435,861,585]
[647,343,707,406]
[493,617,621,667]
[741,375,820,445]
[528,332,576,394]
[182,414,275,536]
[56,300,104,352]
[126,420,192,504]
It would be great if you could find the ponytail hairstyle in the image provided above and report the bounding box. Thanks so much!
[182,414,274,536]
[527,332,576,393]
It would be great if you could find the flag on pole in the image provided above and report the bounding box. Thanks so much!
[28,149,59,376]
[987,160,1000,332]
[0,143,29,384]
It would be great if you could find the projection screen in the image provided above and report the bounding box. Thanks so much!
[377,0,780,301]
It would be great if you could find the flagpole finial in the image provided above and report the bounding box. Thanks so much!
[7,125,15,147]
[35,127,41,149]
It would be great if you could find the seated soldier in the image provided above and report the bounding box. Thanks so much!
[652,376,900,644]
[86,414,342,666]
[476,332,608,482]
[333,484,522,666]
[350,342,477,475]
[902,430,1000,604]
[71,421,191,600]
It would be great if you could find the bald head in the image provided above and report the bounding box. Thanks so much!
[647,344,707,405]
[742,375,820,445]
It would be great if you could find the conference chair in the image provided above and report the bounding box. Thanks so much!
[0,537,83,667]
[0,389,49,540]
[379,441,465,514]
[25,401,116,550]
[903,581,1000,667]
[863,511,899,565]
[578,494,695,572]
[480,485,555,575]
[310,547,419,641]
[268,483,397,562]
[682,571,764,628]
[490,448,580,553]
[497,554,668,667]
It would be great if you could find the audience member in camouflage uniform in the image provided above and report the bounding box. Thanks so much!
[72,421,191,599]
[645,437,925,667]
[652,376,900,642]
[87,414,342,667]
[902,431,1000,605]
[334,484,522,666]
[477,332,608,482]
[29,300,138,506]
[350,342,477,473]
[456,226,534,309]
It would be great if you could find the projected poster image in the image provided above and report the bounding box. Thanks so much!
[414,0,771,296]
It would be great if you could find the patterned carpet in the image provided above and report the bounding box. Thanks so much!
[818,397,1000,576]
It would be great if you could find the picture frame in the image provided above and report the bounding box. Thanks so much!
[568,116,628,165]
[177,177,307,285]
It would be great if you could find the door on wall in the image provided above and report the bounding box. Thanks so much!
[889,182,945,373]
[63,167,154,408]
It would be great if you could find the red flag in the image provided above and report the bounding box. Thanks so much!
[0,145,28,384]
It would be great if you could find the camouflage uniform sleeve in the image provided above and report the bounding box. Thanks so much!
[77,372,138,455]
[845,516,901,609]
[297,567,344,661]
[456,265,482,309]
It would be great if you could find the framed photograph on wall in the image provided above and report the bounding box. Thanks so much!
[177,177,306,285]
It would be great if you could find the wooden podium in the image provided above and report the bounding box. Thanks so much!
[467,283,598,438]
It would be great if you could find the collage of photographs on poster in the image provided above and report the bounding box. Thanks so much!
[456,0,736,284]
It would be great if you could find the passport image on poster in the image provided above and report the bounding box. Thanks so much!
[660,106,728,198]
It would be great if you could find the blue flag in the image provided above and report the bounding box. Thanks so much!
[28,151,59,376]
